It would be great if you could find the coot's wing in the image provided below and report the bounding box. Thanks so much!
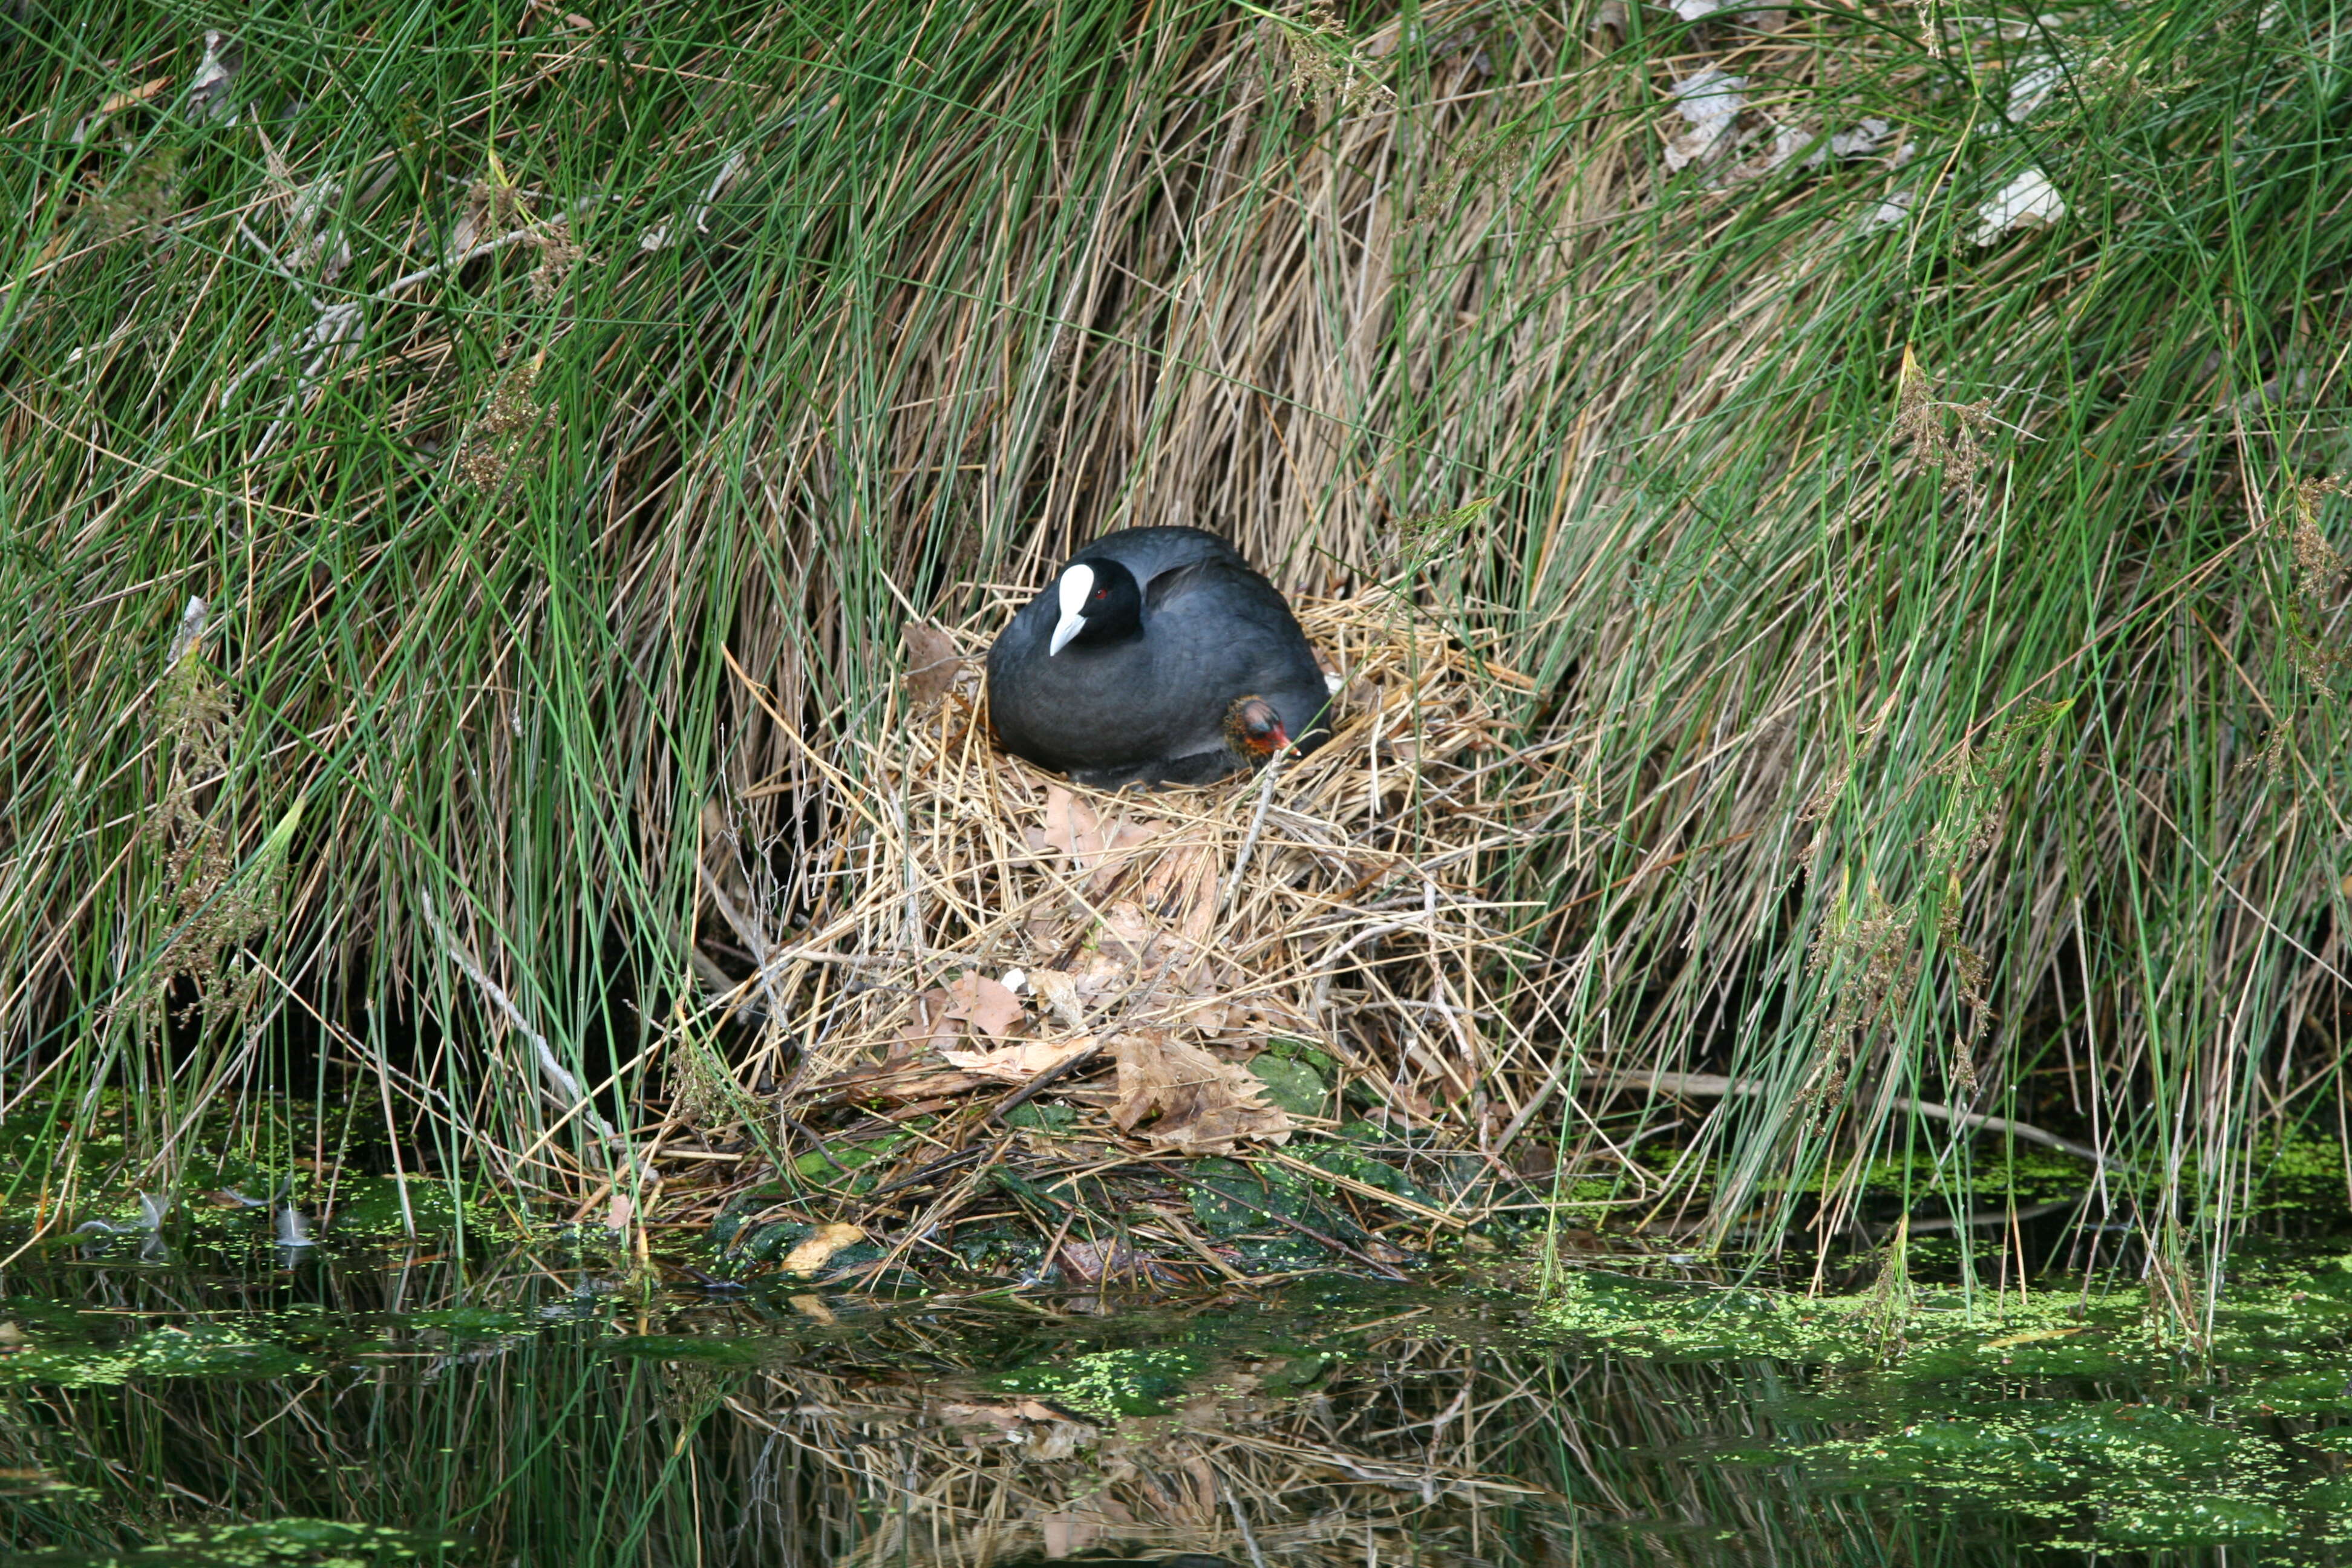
[1143,558,1334,750]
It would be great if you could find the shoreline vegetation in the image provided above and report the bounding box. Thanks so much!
[4,0,2350,1319]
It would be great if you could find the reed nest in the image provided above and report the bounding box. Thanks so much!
[669,584,1569,1276]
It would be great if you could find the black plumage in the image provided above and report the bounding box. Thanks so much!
[985,526,1333,789]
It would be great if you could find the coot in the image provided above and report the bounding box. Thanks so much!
[985,526,1332,789]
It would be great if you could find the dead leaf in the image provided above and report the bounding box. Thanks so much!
[897,987,965,1052]
[99,76,174,115]
[1099,902,1157,965]
[942,972,1023,1038]
[1134,843,1217,947]
[1042,786,1109,866]
[1028,969,1086,1030]
[939,1036,1094,1082]
[903,623,962,704]
[1085,817,1168,895]
[788,1293,836,1324]
[783,1221,867,1275]
[1109,1030,1293,1152]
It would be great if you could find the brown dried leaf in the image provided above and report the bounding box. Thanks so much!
[1109,1029,1293,1153]
[942,972,1023,1038]
[1028,969,1086,1030]
[897,987,964,1052]
[1042,786,1107,865]
[939,1036,1094,1082]
[1071,950,1129,1001]
[1134,843,1217,947]
[1099,902,1157,965]
[1085,817,1169,895]
[98,75,174,115]
[782,1221,867,1275]
[903,622,962,705]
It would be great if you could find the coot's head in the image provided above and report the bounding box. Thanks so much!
[1221,694,1289,763]
[1047,558,1143,656]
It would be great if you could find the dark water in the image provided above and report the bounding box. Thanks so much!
[8,1227,2352,1567]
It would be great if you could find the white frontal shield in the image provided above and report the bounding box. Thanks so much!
[1048,564,1093,656]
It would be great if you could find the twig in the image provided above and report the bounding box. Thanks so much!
[984,1042,1103,1125]
[1602,1070,2119,1169]
[1220,750,1284,916]
[1223,1481,1271,1568]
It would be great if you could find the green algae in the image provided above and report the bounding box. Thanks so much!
[8,1516,460,1566]
[0,1320,316,1390]
[1537,1252,2352,1374]
[1795,1406,2305,1548]
[1532,1251,2352,1551]
[988,1345,1206,1419]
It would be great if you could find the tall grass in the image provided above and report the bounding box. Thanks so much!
[2,0,2347,1269]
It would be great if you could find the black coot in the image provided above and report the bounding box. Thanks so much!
[985,526,1333,789]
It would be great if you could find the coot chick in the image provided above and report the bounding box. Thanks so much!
[986,526,1331,789]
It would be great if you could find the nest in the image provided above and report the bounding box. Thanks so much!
[677,586,1572,1275]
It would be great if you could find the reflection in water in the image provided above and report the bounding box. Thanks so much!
[0,1245,2319,1566]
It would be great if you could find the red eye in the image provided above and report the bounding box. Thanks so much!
[1093,589,1106,601]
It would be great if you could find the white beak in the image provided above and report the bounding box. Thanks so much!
[1048,563,1093,657]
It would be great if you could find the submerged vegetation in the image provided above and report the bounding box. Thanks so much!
[2,0,2350,1298]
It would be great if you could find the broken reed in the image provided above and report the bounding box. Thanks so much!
[1,0,2347,1267]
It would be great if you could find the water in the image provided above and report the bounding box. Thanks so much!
[8,1229,2352,1566]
